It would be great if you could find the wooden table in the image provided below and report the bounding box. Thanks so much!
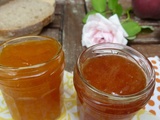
[40,0,160,72]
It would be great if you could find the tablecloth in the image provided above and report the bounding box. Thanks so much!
[0,56,160,120]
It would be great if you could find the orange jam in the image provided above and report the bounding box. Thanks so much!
[0,37,64,120]
[0,40,60,67]
[82,55,146,95]
[74,50,155,120]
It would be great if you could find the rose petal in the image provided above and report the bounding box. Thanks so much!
[82,13,128,47]
[109,14,128,37]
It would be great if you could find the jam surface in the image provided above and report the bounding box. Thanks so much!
[0,40,59,67]
[82,55,146,95]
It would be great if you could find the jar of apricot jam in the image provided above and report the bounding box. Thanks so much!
[0,36,64,120]
[74,43,155,120]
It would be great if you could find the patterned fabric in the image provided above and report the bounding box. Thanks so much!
[145,56,160,117]
[0,60,160,120]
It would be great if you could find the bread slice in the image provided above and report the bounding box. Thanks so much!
[0,0,55,41]
[41,0,56,6]
[0,0,11,6]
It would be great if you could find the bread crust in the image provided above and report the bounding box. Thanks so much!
[0,15,54,41]
[0,0,55,41]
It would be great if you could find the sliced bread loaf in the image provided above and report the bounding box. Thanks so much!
[0,0,55,41]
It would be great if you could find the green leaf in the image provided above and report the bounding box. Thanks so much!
[108,0,123,17]
[127,36,137,40]
[100,11,107,17]
[108,0,118,10]
[114,4,123,17]
[91,0,107,12]
[122,21,142,37]
[141,26,154,31]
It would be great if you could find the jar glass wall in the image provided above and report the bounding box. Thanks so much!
[74,43,155,120]
[0,36,65,120]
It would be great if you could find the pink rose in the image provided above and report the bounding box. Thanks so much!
[82,13,128,47]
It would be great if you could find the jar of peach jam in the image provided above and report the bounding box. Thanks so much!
[0,36,65,120]
[74,43,155,120]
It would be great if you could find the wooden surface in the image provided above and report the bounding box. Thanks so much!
[40,0,160,72]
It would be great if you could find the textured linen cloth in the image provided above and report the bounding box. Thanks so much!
[0,56,160,120]
[144,56,160,118]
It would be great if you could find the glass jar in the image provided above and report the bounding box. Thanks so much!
[0,36,65,120]
[74,43,155,120]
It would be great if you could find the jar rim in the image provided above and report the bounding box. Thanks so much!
[0,35,62,70]
[77,43,155,100]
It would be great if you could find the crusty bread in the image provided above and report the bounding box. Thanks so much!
[0,0,11,5]
[0,0,55,41]
[41,0,56,6]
